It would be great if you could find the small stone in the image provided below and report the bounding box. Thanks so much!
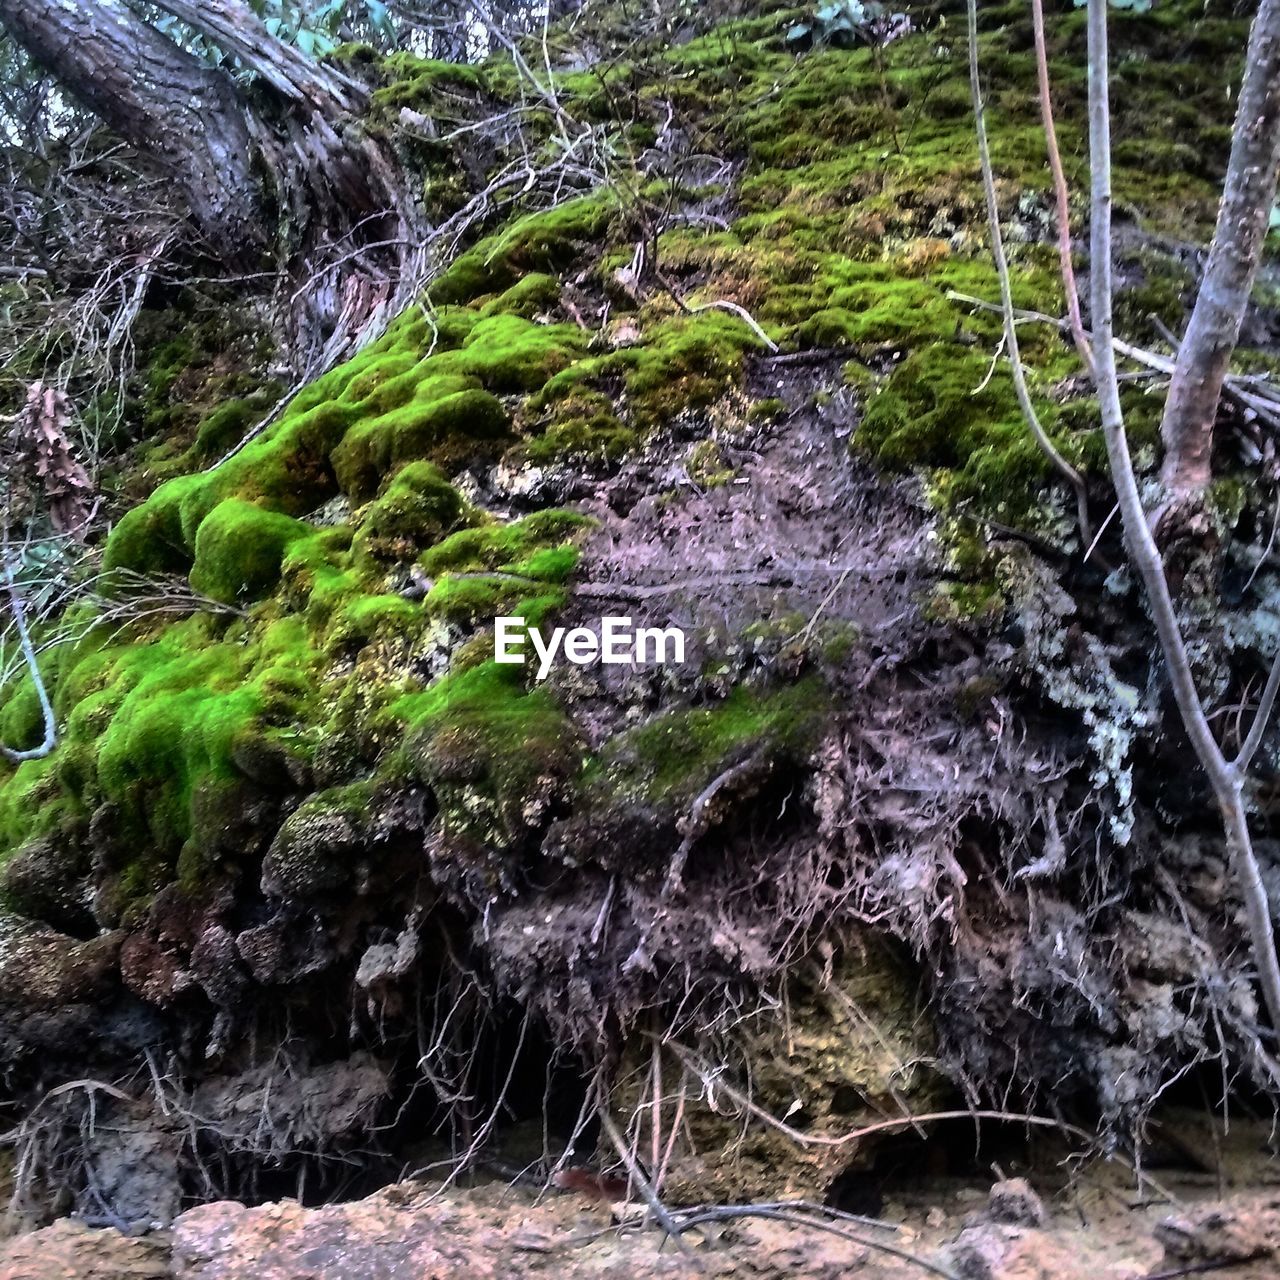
[986,1178,1045,1228]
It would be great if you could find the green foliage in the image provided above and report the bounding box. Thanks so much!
[786,2,908,52]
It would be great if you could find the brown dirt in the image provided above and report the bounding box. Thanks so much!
[561,355,935,692]
[7,1151,1280,1280]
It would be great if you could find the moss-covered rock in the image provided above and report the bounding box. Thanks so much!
[353,462,469,564]
[397,661,582,854]
[261,787,371,898]
[332,386,509,502]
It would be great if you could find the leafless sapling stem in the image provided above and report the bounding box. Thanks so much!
[1086,0,1280,1033]
[0,558,57,763]
[1157,0,1280,499]
[967,0,1091,547]
[1031,0,1092,373]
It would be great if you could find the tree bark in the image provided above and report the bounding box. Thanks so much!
[0,0,265,265]
[147,0,366,115]
[1159,0,1280,499]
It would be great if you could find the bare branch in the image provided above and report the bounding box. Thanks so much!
[0,559,56,764]
[1031,0,1092,374]
[1235,647,1280,774]
[594,1095,694,1256]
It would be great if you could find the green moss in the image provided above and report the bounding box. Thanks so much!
[429,195,617,306]
[508,545,578,582]
[326,594,424,650]
[191,400,261,459]
[0,757,67,854]
[540,308,767,429]
[260,782,375,897]
[796,307,864,349]
[189,499,311,604]
[333,386,509,501]
[393,660,581,847]
[103,474,200,578]
[370,53,488,119]
[0,613,323,914]
[421,517,582,626]
[1209,475,1248,530]
[447,314,588,393]
[480,273,563,319]
[524,411,637,464]
[354,461,469,564]
[585,679,828,809]
[0,675,43,758]
[420,509,591,577]
[687,438,735,488]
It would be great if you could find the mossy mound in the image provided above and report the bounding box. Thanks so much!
[585,679,828,811]
[353,462,470,564]
[0,0,1267,1161]
[419,510,590,624]
[190,500,311,605]
[397,661,582,856]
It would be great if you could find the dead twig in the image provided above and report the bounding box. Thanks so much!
[673,1205,959,1280]
[0,554,57,763]
[595,1096,695,1259]
[1031,0,1092,373]
[945,290,1280,433]
[1145,1259,1269,1280]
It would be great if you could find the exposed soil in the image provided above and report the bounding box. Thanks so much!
[566,354,934,669]
[7,1126,1280,1280]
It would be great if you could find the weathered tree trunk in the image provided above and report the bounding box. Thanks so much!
[1159,0,1280,499]
[147,0,365,115]
[0,0,264,265]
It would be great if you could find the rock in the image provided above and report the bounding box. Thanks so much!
[81,1103,184,1228]
[986,1178,1046,1228]
[261,797,362,899]
[190,1053,390,1158]
[168,1191,672,1280]
[164,1182,861,1279]
[234,911,333,985]
[944,1223,1086,1280]
[119,933,196,1005]
[0,1219,169,1280]
[0,837,94,935]
[1154,1205,1279,1265]
[0,916,120,1010]
[189,923,250,1008]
